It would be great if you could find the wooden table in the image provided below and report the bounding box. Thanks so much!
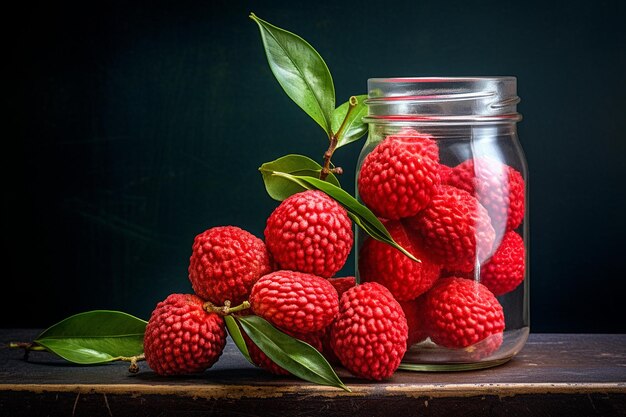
[1,330,625,416]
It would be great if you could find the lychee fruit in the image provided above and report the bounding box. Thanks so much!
[264,190,353,278]
[441,231,526,296]
[477,231,526,296]
[399,299,428,347]
[330,282,408,380]
[249,270,339,334]
[143,294,226,376]
[244,329,323,376]
[438,163,453,184]
[405,185,496,272]
[388,128,440,161]
[357,133,440,219]
[359,220,441,301]
[188,226,272,306]
[328,276,356,297]
[445,156,525,234]
[420,277,504,352]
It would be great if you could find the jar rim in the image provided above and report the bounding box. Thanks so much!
[365,76,521,123]
[368,76,517,83]
[362,114,523,125]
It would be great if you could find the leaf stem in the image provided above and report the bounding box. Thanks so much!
[320,96,358,181]
[335,96,359,140]
[117,353,146,373]
[8,342,46,351]
[7,341,47,361]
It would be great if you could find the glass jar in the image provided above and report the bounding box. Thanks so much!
[356,77,528,371]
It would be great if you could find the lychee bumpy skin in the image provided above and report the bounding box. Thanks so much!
[249,270,339,334]
[419,277,504,354]
[386,128,440,161]
[264,190,353,278]
[476,231,526,296]
[442,231,526,296]
[359,219,441,301]
[357,133,440,220]
[438,163,453,184]
[445,156,525,235]
[188,226,272,306]
[406,185,496,272]
[143,294,226,376]
[330,282,408,380]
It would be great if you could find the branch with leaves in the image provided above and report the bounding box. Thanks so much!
[251,13,417,261]
[250,13,368,180]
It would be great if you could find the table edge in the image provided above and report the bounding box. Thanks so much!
[1,382,625,398]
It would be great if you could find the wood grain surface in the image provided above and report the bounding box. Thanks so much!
[1,330,625,416]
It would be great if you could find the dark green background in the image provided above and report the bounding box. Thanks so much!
[6,1,626,331]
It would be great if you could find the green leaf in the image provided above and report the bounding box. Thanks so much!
[236,315,349,391]
[259,154,340,201]
[34,310,146,364]
[270,172,419,262]
[250,13,335,135]
[332,95,369,148]
[225,315,253,365]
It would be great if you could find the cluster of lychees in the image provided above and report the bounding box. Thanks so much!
[143,190,409,380]
[357,128,526,357]
[142,126,526,379]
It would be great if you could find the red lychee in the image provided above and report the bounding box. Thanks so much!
[264,190,353,278]
[405,185,496,272]
[441,231,526,296]
[357,134,440,219]
[188,226,272,306]
[143,294,226,375]
[445,156,525,234]
[359,220,441,301]
[249,270,339,334]
[478,231,525,296]
[330,282,408,380]
[438,163,453,184]
[388,128,440,161]
[420,277,504,353]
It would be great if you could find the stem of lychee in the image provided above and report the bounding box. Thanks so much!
[118,353,145,373]
[7,342,46,351]
[7,341,46,360]
[320,96,358,181]
[203,300,251,316]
